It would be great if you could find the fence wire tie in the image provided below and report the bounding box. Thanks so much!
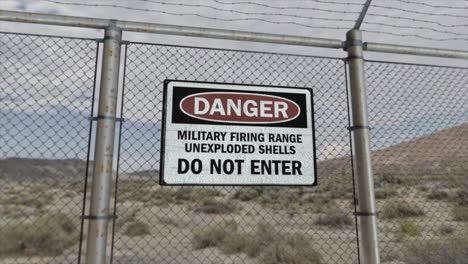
[354,212,377,216]
[347,125,372,131]
[342,39,363,51]
[81,215,117,220]
[88,115,125,122]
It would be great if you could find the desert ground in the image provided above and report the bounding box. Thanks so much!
[1,124,467,264]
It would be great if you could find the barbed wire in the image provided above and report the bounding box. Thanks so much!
[371,3,468,19]
[81,0,358,22]
[364,22,465,37]
[41,0,351,30]
[366,13,468,28]
[211,0,364,9]
[389,0,468,10]
[78,0,363,14]
[39,0,468,43]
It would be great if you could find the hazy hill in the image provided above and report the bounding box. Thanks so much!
[0,158,91,181]
[372,123,468,177]
[1,123,466,181]
[295,123,468,182]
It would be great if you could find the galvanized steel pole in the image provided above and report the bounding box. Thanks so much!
[346,29,380,264]
[85,23,122,264]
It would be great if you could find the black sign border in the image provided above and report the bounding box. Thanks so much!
[160,79,318,187]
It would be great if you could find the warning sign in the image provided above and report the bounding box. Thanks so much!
[160,80,317,186]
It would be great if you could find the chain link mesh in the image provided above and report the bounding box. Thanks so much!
[112,43,358,264]
[3,30,467,264]
[366,61,468,263]
[0,33,98,263]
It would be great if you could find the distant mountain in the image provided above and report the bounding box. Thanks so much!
[309,123,468,179]
[372,123,468,176]
[0,158,91,181]
[1,124,466,181]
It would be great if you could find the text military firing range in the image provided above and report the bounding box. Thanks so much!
[178,130,303,155]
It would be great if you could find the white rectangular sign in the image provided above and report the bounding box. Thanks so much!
[160,80,317,186]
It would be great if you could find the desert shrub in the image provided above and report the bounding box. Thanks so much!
[193,222,323,263]
[233,187,262,201]
[0,205,35,219]
[453,190,468,207]
[0,192,53,209]
[315,209,352,227]
[427,190,449,200]
[404,237,468,264]
[194,199,238,214]
[123,220,150,237]
[380,172,404,185]
[400,221,421,237]
[245,222,277,257]
[439,225,455,235]
[190,188,222,203]
[192,220,238,249]
[247,223,323,263]
[157,216,180,227]
[232,187,304,210]
[375,188,398,199]
[381,203,425,219]
[143,187,221,206]
[0,213,76,256]
[452,206,468,222]
[259,233,323,264]
[116,208,140,229]
[220,233,256,255]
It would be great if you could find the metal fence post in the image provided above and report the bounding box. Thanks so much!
[85,23,122,264]
[346,29,380,264]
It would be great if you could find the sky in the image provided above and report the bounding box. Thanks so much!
[0,0,467,66]
[0,0,467,172]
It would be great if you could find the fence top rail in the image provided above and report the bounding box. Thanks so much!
[124,40,345,61]
[1,9,468,59]
[364,42,468,60]
[0,30,101,41]
[0,9,343,49]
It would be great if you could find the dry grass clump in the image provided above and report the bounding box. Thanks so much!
[379,171,405,185]
[116,207,140,229]
[193,199,238,215]
[400,221,421,237]
[0,190,53,209]
[315,209,353,228]
[233,187,300,211]
[258,233,323,264]
[450,189,468,222]
[381,203,425,219]
[120,185,222,207]
[453,190,468,207]
[438,225,455,235]
[233,187,263,201]
[192,220,238,250]
[123,220,150,237]
[404,237,468,264]
[375,187,398,200]
[426,189,449,200]
[452,206,468,222]
[232,186,341,213]
[192,222,323,264]
[0,213,77,256]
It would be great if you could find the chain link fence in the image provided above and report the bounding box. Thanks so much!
[366,61,468,263]
[111,43,358,264]
[0,32,98,263]
[1,32,467,264]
